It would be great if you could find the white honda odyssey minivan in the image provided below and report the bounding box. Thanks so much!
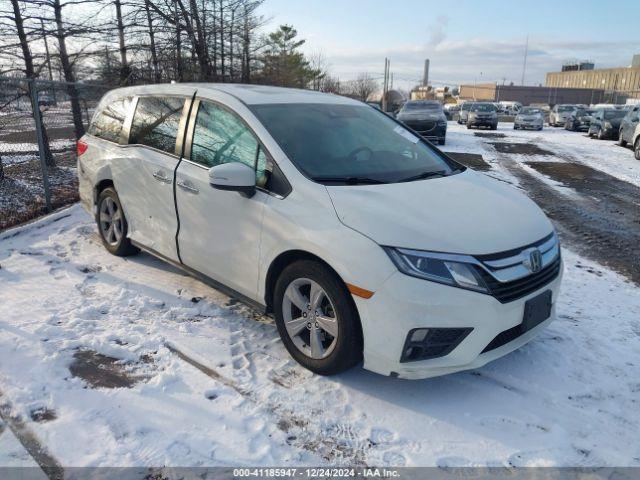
[78,83,562,379]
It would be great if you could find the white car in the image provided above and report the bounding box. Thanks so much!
[549,104,578,127]
[514,107,544,130]
[78,84,563,379]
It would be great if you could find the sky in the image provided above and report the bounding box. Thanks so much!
[259,0,640,90]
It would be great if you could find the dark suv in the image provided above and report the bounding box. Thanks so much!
[588,108,627,140]
[396,100,447,145]
[564,108,595,132]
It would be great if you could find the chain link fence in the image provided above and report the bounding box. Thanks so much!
[0,77,109,230]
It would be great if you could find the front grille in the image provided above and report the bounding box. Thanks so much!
[400,328,472,363]
[478,255,561,303]
[481,324,523,353]
[404,120,436,133]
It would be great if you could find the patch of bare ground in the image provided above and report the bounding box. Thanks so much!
[0,152,78,231]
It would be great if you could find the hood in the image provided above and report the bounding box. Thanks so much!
[397,111,444,121]
[327,170,553,255]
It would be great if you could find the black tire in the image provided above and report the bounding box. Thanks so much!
[273,260,363,375]
[635,138,640,161]
[438,137,446,145]
[491,124,498,130]
[96,187,139,257]
[537,126,543,131]
[513,125,518,130]
[618,133,627,147]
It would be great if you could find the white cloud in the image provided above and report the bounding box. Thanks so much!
[311,38,637,90]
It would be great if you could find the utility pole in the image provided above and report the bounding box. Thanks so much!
[521,35,529,86]
[382,58,390,112]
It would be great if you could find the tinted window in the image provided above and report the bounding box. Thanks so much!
[604,110,626,119]
[251,103,459,184]
[191,101,259,169]
[89,97,131,143]
[129,96,185,154]
[403,101,441,111]
[471,103,495,112]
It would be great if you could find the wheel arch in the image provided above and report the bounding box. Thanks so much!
[264,249,351,314]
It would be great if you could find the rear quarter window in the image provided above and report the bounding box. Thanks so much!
[129,96,186,154]
[88,97,131,143]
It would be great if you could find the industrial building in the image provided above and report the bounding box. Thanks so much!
[545,55,640,99]
[458,83,606,106]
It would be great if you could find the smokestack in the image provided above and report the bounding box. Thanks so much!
[423,59,430,87]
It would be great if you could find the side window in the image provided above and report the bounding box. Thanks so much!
[129,96,185,154]
[191,101,259,170]
[89,97,131,143]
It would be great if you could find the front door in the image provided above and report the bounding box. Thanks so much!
[114,95,192,261]
[175,100,268,300]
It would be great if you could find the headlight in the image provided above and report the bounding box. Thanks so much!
[604,121,612,129]
[384,247,489,293]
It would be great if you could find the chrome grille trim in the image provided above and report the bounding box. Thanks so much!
[475,232,560,284]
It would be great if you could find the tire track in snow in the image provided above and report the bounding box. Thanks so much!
[0,393,63,480]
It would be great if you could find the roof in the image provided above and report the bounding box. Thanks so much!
[106,83,361,106]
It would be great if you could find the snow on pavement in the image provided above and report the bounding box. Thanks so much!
[0,204,639,468]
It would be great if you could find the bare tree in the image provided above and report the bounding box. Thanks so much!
[4,0,56,166]
[349,72,378,101]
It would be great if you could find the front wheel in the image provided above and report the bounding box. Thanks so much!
[635,138,640,160]
[273,260,363,375]
[96,187,139,256]
[618,133,627,147]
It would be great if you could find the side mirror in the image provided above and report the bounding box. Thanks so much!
[208,162,255,197]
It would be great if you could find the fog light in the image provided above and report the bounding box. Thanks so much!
[410,329,429,342]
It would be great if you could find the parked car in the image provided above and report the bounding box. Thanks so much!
[457,102,474,124]
[514,107,544,130]
[588,108,627,140]
[466,102,498,130]
[564,108,596,132]
[499,101,522,115]
[78,84,562,380]
[618,104,640,146]
[548,104,578,126]
[396,100,447,145]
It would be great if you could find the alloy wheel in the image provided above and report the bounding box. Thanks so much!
[282,278,339,359]
[99,197,123,246]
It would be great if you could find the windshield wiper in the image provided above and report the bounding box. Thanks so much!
[313,176,389,185]
[397,170,448,183]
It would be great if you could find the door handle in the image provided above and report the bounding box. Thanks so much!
[177,180,199,194]
[152,170,171,183]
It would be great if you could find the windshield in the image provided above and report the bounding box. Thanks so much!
[461,103,473,111]
[402,102,441,111]
[520,108,541,115]
[604,110,626,119]
[251,103,461,184]
[471,104,495,112]
[558,105,576,112]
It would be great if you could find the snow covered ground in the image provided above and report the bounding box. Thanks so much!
[0,123,639,470]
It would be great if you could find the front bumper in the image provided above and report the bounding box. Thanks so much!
[403,122,446,142]
[468,117,497,127]
[357,261,563,379]
[515,120,543,129]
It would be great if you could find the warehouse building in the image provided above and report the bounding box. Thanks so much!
[458,83,605,105]
[545,55,640,99]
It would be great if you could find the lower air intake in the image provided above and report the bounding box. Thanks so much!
[400,327,473,363]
